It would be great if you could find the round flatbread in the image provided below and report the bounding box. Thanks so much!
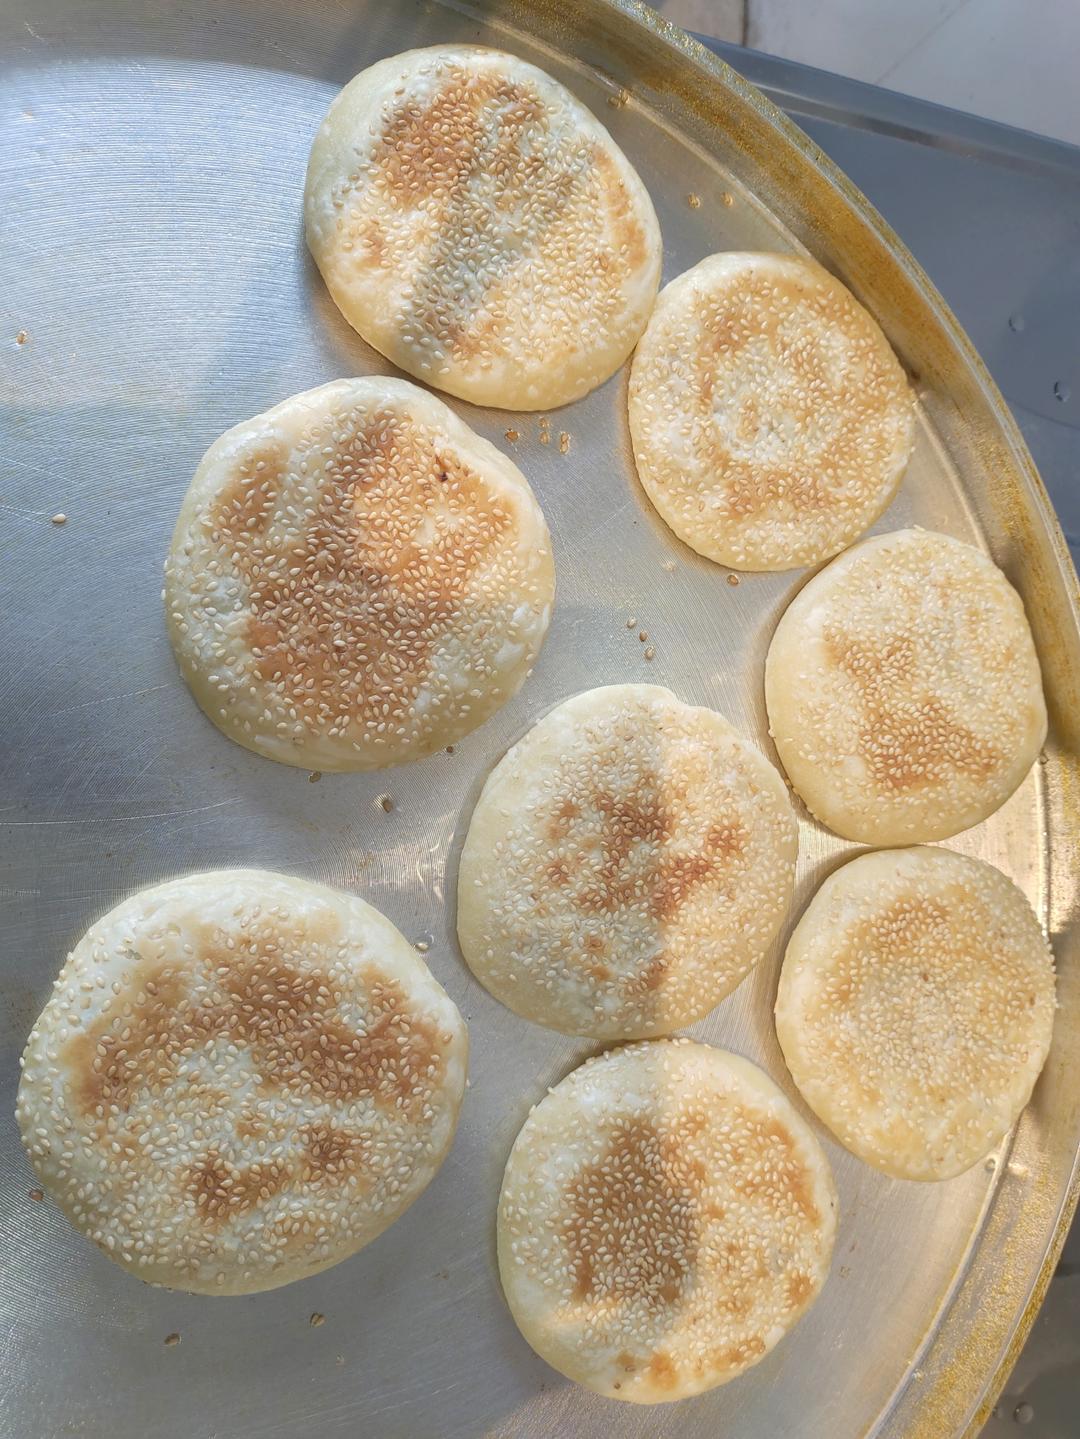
[498,1039,837,1402]
[304,45,662,410]
[765,528,1046,843]
[164,377,554,770]
[628,252,915,570]
[457,685,797,1038]
[775,847,1055,1181]
[17,870,468,1294]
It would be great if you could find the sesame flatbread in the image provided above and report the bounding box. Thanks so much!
[498,1039,837,1401]
[458,685,796,1037]
[628,252,914,570]
[765,528,1046,842]
[305,46,662,409]
[164,377,554,769]
[17,869,468,1293]
[775,847,1055,1180]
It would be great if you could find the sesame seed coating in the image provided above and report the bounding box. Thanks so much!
[775,847,1055,1180]
[628,252,915,571]
[458,685,797,1038]
[765,528,1047,843]
[16,870,468,1294]
[498,1040,836,1402]
[164,377,554,770]
[304,46,662,410]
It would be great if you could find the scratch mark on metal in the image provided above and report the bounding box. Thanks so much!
[47,683,173,717]
[0,500,60,525]
[2,799,240,827]
[127,749,165,785]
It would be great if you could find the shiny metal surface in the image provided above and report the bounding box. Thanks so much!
[2,3,1078,1437]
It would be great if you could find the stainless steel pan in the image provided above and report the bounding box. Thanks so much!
[2,1,1078,1434]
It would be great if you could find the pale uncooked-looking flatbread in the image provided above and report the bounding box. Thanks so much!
[305,46,662,410]
[498,1039,837,1402]
[765,528,1046,843]
[775,847,1055,1180]
[458,685,797,1038]
[17,869,468,1294]
[164,376,554,770]
[628,252,915,570]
